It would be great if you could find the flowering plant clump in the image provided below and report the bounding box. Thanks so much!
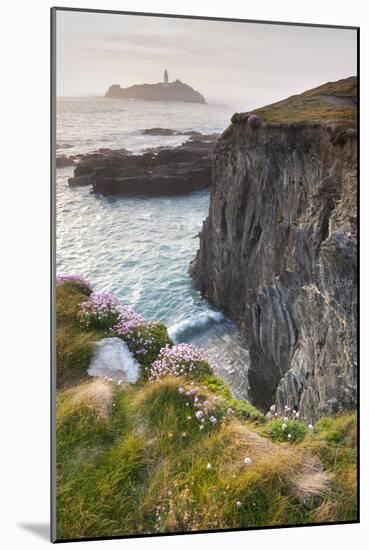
[114,306,155,337]
[79,291,121,329]
[264,404,310,443]
[150,343,213,382]
[114,306,172,379]
[177,381,226,433]
[56,274,92,295]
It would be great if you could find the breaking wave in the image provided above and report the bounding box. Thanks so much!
[168,310,224,343]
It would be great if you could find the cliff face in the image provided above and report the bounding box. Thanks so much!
[190,115,357,420]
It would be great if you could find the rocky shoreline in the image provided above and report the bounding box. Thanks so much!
[59,130,219,196]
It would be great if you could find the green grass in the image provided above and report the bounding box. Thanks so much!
[262,418,309,443]
[238,76,357,124]
[203,376,264,421]
[55,282,357,539]
[116,323,173,381]
[300,414,357,522]
[56,282,172,387]
[56,376,357,539]
[56,283,108,388]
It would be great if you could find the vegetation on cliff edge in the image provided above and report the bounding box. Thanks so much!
[55,279,357,540]
[248,76,357,123]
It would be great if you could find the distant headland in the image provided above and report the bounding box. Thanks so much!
[105,70,206,104]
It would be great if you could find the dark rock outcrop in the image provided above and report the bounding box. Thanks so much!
[190,114,357,421]
[142,128,204,137]
[105,79,205,104]
[67,136,218,196]
[142,128,178,136]
[56,155,75,167]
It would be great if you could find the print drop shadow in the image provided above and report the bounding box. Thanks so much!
[18,523,49,541]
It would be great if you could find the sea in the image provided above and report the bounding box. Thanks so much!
[56,96,250,398]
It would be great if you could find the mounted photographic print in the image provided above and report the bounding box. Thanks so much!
[51,7,359,543]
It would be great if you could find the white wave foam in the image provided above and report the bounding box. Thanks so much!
[168,311,224,343]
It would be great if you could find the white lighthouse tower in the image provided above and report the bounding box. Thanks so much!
[163,69,169,86]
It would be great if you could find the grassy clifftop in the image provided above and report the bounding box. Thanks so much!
[55,280,357,540]
[249,76,357,123]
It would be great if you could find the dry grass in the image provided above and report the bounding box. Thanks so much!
[289,460,331,505]
[55,377,357,540]
[217,422,331,506]
[248,76,357,123]
[56,283,108,388]
[55,285,357,540]
[59,379,113,422]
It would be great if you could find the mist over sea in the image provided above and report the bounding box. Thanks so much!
[56,97,250,398]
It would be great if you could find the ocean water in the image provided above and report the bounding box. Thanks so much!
[56,97,250,398]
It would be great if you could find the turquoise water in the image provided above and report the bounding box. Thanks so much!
[57,175,211,325]
[56,97,250,398]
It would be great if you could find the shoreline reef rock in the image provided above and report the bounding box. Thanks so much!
[141,128,218,140]
[105,78,205,104]
[67,135,219,196]
[190,77,357,421]
[56,154,75,167]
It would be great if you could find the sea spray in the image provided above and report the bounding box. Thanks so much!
[168,310,224,343]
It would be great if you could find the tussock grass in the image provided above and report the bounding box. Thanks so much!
[203,376,264,421]
[299,414,357,522]
[56,376,357,540]
[58,379,113,422]
[55,283,357,539]
[56,282,108,388]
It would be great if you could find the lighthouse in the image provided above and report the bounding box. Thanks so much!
[163,69,169,86]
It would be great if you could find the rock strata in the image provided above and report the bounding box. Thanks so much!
[190,112,357,420]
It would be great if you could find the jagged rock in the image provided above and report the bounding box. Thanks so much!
[68,137,218,196]
[56,155,75,167]
[142,128,178,135]
[68,174,94,187]
[190,107,357,421]
[142,128,204,137]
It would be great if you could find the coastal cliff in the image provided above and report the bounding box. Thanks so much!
[190,78,357,420]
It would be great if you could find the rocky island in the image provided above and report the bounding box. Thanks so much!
[190,76,357,420]
[105,70,206,104]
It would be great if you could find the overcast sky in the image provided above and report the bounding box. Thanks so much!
[56,10,357,108]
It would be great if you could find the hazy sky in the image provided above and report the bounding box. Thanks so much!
[56,10,357,108]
